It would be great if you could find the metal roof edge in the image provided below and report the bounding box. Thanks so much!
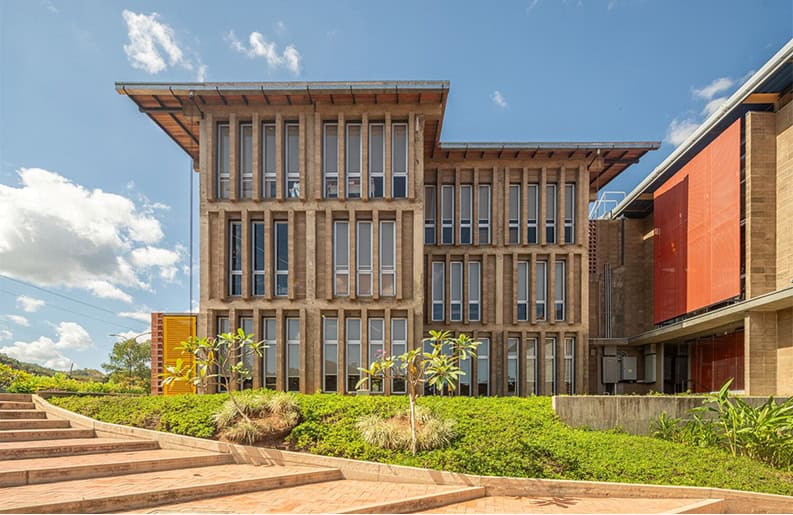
[607,38,793,220]
[115,80,451,93]
[438,141,661,150]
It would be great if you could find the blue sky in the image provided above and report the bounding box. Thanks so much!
[0,0,790,371]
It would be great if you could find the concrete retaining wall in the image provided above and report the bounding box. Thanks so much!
[552,395,791,435]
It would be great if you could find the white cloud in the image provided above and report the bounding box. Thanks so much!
[702,96,729,118]
[491,90,508,109]
[693,77,734,101]
[0,168,183,303]
[122,10,207,81]
[113,330,150,342]
[0,330,12,342]
[17,295,45,313]
[42,0,58,14]
[6,315,29,327]
[226,30,302,75]
[665,118,700,146]
[118,310,152,323]
[0,322,92,371]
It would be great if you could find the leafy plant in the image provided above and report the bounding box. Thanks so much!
[356,330,479,455]
[213,391,301,445]
[162,329,265,423]
[356,405,455,451]
[102,334,151,392]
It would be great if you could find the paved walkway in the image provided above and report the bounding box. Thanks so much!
[422,495,707,514]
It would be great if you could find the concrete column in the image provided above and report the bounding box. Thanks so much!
[229,113,238,200]
[264,209,273,300]
[373,211,380,299]
[299,113,307,201]
[362,112,369,200]
[558,168,566,246]
[338,112,346,200]
[241,210,251,299]
[744,311,778,395]
[252,113,262,200]
[275,113,284,200]
[252,310,262,389]
[275,308,284,391]
[539,167,547,246]
[306,210,317,300]
[288,210,296,300]
[385,113,392,198]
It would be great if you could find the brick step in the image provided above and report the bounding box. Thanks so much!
[0,402,35,410]
[0,394,32,402]
[0,464,342,513]
[124,479,485,514]
[0,410,47,420]
[0,428,93,442]
[0,449,234,487]
[0,438,158,460]
[0,419,70,430]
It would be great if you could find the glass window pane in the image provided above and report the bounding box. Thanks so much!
[392,124,407,173]
[347,124,361,174]
[461,186,472,220]
[358,222,372,267]
[509,185,520,220]
[517,262,528,302]
[287,125,300,174]
[325,124,338,173]
[253,222,265,270]
[263,125,276,173]
[380,222,394,267]
[275,223,288,271]
[369,124,384,174]
[217,125,229,175]
[442,186,453,218]
[241,125,253,175]
[335,222,348,266]
[528,185,538,220]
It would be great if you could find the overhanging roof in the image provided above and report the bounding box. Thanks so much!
[629,286,793,345]
[435,141,660,190]
[609,39,793,219]
[116,81,450,161]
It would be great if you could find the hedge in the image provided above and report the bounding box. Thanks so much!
[49,392,793,495]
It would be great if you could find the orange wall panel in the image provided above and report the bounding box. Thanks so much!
[162,314,197,396]
[653,119,741,323]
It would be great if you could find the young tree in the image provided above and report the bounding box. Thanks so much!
[357,330,479,455]
[102,334,152,390]
[161,329,264,421]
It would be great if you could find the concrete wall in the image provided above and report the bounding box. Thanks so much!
[776,99,793,290]
[552,395,791,435]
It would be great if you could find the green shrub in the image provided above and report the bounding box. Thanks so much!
[50,392,793,496]
[357,406,455,451]
[5,371,144,395]
[214,390,301,444]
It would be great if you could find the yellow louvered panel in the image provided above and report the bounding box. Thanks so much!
[162,315,197,396]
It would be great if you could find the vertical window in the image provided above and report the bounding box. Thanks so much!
[478,185,491,244]
[215,316,230,392]
[431,262,444,321]
[346,318,361,393]
[545,337,557,395]
[526,337,538,395]
[216,124,230,199]
[229,221,242,296]
[391,318,407,394]
[477,338,490,396]
[527,184,538,244]
[346,123,362,198]
[323,318,338,392]
[536,261,547,321]
[369,123,385,198]
[517,261,529,321]
[460,185,472,244]
[333,221,349,297]
[564,184,575,244]
[424,186,436,244]
[564,337,575,395]
[262,318,276,390]
[380,221,396,297]
[468,261,480,322]
[285,123,300,198]
[239,123,253,199]
[450,261,463,322]
[239,317,254,390]
[392,123,408,198]
[286,318,300,392]
[441,185,454,245]
[507,337,520,396]
[546,184,556,243]
[368,319,385,393]
[508,184,520,244]
[357,221,372,296]
[262,124,276,198]
[252,221,265,296]
[323,123,338,198]
[555,260,566,321]
[459,349,472,396]
[274,222,288,297]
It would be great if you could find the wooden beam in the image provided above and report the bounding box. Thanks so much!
[743,93,779,104]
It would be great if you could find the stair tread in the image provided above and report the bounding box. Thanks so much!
[0,448,227,473]
[123,479,480,514]
[0,464,337,510]
[0,436,150,450]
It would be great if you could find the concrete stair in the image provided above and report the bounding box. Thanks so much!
[0,393,486,514]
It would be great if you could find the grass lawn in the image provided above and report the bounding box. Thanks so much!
[49,392,793,496]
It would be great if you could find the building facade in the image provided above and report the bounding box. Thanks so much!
[120,81,658,395]
[588,40,793,396]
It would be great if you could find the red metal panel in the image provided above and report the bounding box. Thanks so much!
[653,119,741,323]
[690,331,744,392]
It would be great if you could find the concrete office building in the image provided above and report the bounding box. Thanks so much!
[589,40,793,396]
[120,80,658,396]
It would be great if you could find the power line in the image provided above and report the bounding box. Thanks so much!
[0,287,146,333]
[0,274,148,328]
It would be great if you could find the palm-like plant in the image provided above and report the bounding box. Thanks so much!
[161,329,265,422]
[356,330,479,455]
